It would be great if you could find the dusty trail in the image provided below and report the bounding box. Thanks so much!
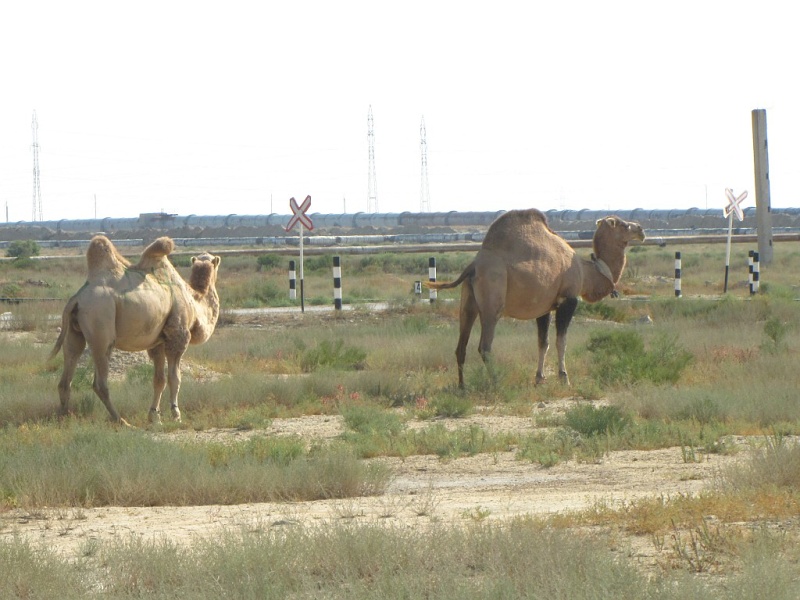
[1,410,743,560]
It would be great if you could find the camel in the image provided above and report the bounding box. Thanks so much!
[50,235,222,425]
[426,209,645,388]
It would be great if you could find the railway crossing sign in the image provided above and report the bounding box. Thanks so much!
[285,195,314,231]
[722,188,748,293]
[724,188,747,222]
[285,195,313,312]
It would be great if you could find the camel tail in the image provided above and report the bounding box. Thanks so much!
[49,294,79,360]
[423,262,475,290]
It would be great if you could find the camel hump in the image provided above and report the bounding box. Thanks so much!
[86,235,131,280]
[136,237,176,271]
[142,237,175,260]
[482,208,556,249]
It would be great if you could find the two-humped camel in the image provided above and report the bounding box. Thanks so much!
[50,235,222,425]
[427,209,645,388]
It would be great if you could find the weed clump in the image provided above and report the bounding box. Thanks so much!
[565,404,632,437]
[587,329,692,386]
[300,339,367,372]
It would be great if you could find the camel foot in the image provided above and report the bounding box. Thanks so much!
[148,408,162,425]
[115,418,134,428]
[535,373,546,386]
[558,371,570,386]
[170,405,182,423]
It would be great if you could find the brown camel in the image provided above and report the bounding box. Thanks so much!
[427,209,645,388]
[50,235,222,425]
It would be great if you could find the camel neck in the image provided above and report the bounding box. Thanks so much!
[191,287,220,344]
[592,238,626,283]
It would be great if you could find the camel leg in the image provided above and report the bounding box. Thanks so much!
[89,343,128,425]
[456,282,479,389]
[164,329,190,422]
[57,328,86,416]
[165,353,184,422]
[477,306,503,385]
[147,345,167,424]
[535,312,551,385]
[554,297,578,385]
[474,270,505,385]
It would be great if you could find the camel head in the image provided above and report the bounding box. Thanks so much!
[594,216,645,248]
[189,252,221,296]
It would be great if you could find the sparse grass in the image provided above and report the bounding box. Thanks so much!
[0,424,390,509]
[3,518,800,598]
[3,243,800,590]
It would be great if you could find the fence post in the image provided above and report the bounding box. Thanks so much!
[674,251,682,298]
[752,251,760,294]
[428,257,437,303]
[748,250,754,294]
[289,260,296,300]
[333,256,342,310]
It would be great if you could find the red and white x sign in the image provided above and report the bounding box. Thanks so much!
[724,188,747,222]
[285,195,314,231]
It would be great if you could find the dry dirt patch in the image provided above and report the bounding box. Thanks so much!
[1,410,745,562]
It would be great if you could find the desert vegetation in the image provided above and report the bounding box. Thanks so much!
[2,240,800,597]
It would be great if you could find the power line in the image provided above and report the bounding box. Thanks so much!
[31,110,43,221]
[367,105,378,213]
[420,116,431,212]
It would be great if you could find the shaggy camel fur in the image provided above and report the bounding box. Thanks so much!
[427,209,645,388]
[50,235,221,425]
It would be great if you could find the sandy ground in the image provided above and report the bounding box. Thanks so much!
[1,407,745,562]
[0,326,745,568]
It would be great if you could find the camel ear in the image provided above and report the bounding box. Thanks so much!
[213,256,221,267]
[191,256,197,264]
[597,217,616,228]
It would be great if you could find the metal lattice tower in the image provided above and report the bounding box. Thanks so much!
[420,116,431,212]
[31,110,43,221]
[367,105,378,213]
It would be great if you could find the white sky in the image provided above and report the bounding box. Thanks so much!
[1,1,798,222]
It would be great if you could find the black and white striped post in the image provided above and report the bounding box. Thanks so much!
[674,252,682,298]
[752,251,760,295]
[428,257,437,303]
[289,260,297,300]
[333,256,343,310]
[748,250,754,294]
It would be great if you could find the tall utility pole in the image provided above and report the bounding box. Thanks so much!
[31,110,43,221]
[367,105,378,213]
[752,108,774,264]
[420,116,431,212]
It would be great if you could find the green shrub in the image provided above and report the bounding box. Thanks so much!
[431,393,473,418]
[587,329,692,386]
[300,339,367,372]
[677,396,724,425]
[341,403,406,436]
[6,239,40,259]
[762,316,789,353]
[304,255,332,272]
[719,434,800,492]
[1,283,22,298]
[256,254,282,270]
[565,404,632,437]
[577,299,627,322]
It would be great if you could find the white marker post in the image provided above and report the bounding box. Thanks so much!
[723,188,747,293]
[285,195,314,312]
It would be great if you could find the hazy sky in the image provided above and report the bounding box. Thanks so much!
[1,1,798,222]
